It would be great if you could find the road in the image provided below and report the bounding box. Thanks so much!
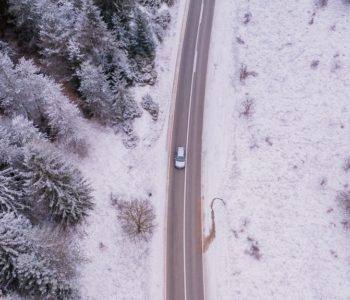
[166,0,215,299]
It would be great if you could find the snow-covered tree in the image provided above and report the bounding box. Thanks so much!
[152,9,171,42]
[0,212,30,293]
[38,1,76,58]
[22,145,93,227]
[113,88,142,123]
[0,53,85,150]
[0,117,45,214]
[72,0,113,65]
[0,124,18,168]
[76,60,115,122]
[0,168,23,214]
[127,10,155,62]
[0,116,45,170]
[0,54,44,121]
[15,253,74,299]
[139,0,162,9]
[7,0,40,47]
[0,212,76,298]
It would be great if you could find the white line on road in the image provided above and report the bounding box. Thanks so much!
[183,0,204,299]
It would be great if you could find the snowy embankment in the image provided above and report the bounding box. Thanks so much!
[203,0,350,299]
[75,1,186,299]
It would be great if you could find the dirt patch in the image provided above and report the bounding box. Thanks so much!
[203,197,225,252]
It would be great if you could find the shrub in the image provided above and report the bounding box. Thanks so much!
[141,94,159,121]
[239,97,255,119]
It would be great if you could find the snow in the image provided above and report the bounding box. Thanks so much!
[203,0,350,299]
[75,0,187,299]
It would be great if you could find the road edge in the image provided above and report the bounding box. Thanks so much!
[200,1,217,300]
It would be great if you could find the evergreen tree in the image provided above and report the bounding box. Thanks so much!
[0,213,30,293]
[0,168,23,213]
[22,145,93,227]
[0,53,84,149]
[113,88,142,123]
[1,116,44,149]
[127,10,155,62]
[95,0,135,27]
[77,60,115,122]
[7,0,41,48]
[15,253,74,299]
[0,212,76,298]
[73,0,112,66]
[38,0,76,71]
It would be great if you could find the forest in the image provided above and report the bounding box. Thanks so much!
[0,0,172,298]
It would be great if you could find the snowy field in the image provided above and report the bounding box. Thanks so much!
[203,0,350,299]
[74,1,186,299]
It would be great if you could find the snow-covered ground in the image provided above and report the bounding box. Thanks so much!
[75,1,186,299]
[203,0,350,299]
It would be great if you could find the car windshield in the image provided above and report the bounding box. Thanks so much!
[176,156,185,162]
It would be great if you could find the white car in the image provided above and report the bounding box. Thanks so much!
[175,146,186,169]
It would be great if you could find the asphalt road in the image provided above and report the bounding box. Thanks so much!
[166,0,215,299]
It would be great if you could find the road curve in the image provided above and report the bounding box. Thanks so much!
[166,0,215,299]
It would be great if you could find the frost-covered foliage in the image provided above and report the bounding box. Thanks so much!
[0,169,23,214]
[5,0,172,132]
[0,212,76,299]
[0,117,44,214]
[0,117,93,227]
[22,145,93,227]
[141,94,159,121]
[153,9,171,42]
[0,116,44,170]
[15,253,74,299]
[0,213,29,292]
[0,53,84,149]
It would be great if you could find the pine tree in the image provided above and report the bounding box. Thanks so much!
[15,253,74,299]
[0,122,18,168]
[0,212,30,293]
[0,168,23,214]
[22,145,93,227]
[76,60,115,122]
[1,116,44,149]
[127,10,155,62]
[113,88,142,123]
[0,212,76,298]
[37,0,76,74]
[73,0,112,65]
[0,53,84,150]
[7,0,41,48]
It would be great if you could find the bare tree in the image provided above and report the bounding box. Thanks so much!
[112,197,156,241]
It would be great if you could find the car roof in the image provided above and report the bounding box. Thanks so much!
[177,146,185,155]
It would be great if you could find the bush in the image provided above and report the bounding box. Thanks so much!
[239,97,255,119]
[239,64,257,82]
[141,94,159,121]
